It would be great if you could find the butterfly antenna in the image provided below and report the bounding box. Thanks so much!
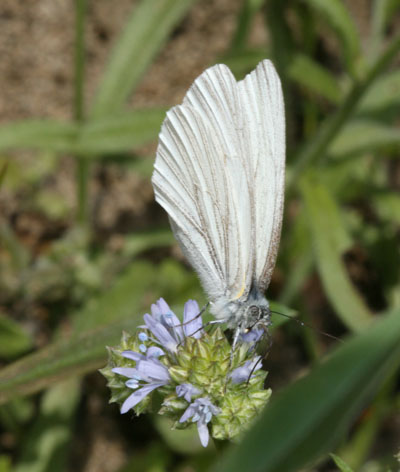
[270,310,343,343]
[246,326,273,385]
[173,302,210,329]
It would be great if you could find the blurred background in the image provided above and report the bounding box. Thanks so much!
[0,1,399,471]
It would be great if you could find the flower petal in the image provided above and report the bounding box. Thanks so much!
[197,421,210,447]
[121,350,144,362]
[176,383,201,402]
[136,359,170,382]
[230,358,262,384]
[152,298,184,341]
[240,328,263,343]
[179,404,195,423]
[120,383,163,413]
[143,314,178,352]
[112,367,139,378]
[183,300,203,338]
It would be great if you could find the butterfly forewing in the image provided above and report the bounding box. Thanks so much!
[152,59,285,309]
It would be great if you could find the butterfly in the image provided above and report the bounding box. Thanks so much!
[152,59,285,347]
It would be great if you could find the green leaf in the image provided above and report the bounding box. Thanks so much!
[0,121,78,154]
[230,0,265,52]
[0,259,200,405]
[211,307,400,472]
[0,456,11,472]
[90,0,196,118]
[0,314,33,359]
[373,191,400,226]
[288,34,400,190]
[356,69,400,116]
[77,108,166,154]
[330,453,355,472]
[0,315,142,406]
[0,109,166,156]
[301,175,372,332]
[329,120,400,159]
[288,54,342,103]
[14,379,80,472]
[304,0,360,74]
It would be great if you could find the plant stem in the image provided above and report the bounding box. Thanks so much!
[75,0,88,224]
[287,33,400,192]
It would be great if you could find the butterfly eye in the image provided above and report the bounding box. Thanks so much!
[249,306,259,317]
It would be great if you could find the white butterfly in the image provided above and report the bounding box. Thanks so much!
[152,59,285,346]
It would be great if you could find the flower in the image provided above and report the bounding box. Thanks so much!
[112,355,170,414]
[141,298,203,353]
[101,298,271,446]
[229,357,262,384]
[179,397,220,447]
[176,383,201,402]
[240,328,264,344]
[183,299,203,338]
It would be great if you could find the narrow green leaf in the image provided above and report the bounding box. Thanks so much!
[301,175,372,332]
[288,54,342,103]
[329,120,400,158]
[304,0,360,74]
[0,121,78,153]
[265,0,295,78]
[211,307,400,472]
[90,0,196,118]
[0,315,141,405]
[0,258,199,404]
[330,453,354,472]
[0,314,33,359]
[356,69,400,116]
[230,0,265,52]
[373,191,400,225]
[288,34,400,189]
[279,209,314,305]
[77,108,167,154]
[0,109,165,156]
[370,0,400,57]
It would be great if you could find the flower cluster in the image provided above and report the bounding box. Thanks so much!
[101,298,271,447]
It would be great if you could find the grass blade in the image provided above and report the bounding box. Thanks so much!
[301,175,372,332]
[288,33,400,190]
[288,54,342,103]
[329,120,400,159]
[304,0,360,75]
[90,0,196,118]
[211,307,400,472]
[0,109,166,156]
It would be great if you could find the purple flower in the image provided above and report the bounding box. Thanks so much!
[229,357,262,384]
[141,298,204,353]
[176,383,201,402]
[112,357,170,414]
[151,298,184,339]
[179,397,220,447]
[183,300,204,338]
[240,328,264,344]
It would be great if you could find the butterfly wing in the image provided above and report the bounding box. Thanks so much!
[152,60,285,307]
[238,60,285,292]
